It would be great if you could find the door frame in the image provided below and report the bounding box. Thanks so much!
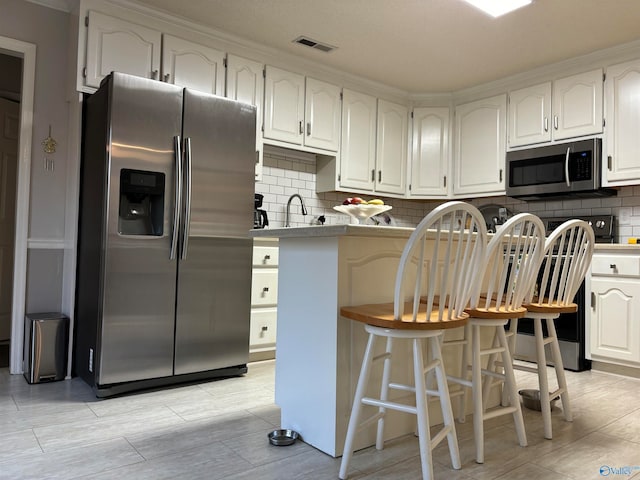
[0,36,36,374]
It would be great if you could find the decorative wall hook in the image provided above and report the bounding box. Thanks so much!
[42,125,57,154]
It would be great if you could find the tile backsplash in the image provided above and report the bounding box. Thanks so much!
[255,147,640,243]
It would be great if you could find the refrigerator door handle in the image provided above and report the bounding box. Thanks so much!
[181,137,193,260]
[170,135,182,260]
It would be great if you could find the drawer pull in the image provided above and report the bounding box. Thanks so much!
[262,287,269,292]
[610,264,617,269]
[261,326,269,332]
[264,255,271,260]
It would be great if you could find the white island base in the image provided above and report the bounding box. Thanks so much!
[250,225,496,457]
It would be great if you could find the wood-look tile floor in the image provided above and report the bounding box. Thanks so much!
[1,360,640,479]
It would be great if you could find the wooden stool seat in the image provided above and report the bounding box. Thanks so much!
[465,306,528,320]
[341,303,469,330]
[523,302,577,314]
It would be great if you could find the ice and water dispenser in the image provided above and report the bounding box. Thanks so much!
[118,169,165,235]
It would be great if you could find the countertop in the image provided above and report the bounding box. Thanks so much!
[249,225,415,239]
[594,244,640,251]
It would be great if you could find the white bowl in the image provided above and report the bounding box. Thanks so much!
[333,204,392,224]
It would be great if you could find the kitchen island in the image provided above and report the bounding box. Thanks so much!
[250,225,494,457]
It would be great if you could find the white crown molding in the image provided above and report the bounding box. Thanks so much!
[24,0,73,12]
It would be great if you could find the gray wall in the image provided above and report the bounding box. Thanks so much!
[0,0,71,312]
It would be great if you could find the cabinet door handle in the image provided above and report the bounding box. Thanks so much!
[371,169,375,182]
[152,69,158,80]
[499,169,503,182]
[607,155,612,170]
[443,175,447,188]
[163,73,170,82]
[307,122,311,136]
[544,117,548,132]
[591,291,595,308]
[299,121,303,135]
[378,170,382,182]
[554,115,559,130]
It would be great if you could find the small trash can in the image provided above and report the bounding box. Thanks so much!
[23,313,69,384]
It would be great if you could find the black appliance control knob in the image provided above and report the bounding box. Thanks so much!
[596,220,606,229]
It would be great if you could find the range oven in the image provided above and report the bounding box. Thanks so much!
[512,215,615,371]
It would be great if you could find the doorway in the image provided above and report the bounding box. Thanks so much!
[0,36,36,374]
[0,54,22,368]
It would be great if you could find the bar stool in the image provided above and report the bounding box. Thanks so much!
[446,213,546,464]
[338,201,487,480]
[511,219,595,439]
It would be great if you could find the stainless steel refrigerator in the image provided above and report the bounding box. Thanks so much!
[75,72,256,397]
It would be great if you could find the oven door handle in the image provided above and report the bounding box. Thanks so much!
[565,147,571,188]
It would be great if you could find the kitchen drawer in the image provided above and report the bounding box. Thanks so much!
[253,245,279,267]
[250,308,277,348]
[592,254,640,277]
[251,269,278,306]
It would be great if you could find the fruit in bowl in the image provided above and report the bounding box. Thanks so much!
[342,197,367,205]
[368,199,384,205]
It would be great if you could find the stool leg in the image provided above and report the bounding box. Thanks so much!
[430,335,461,470]
[339,332,377,480]
[413,338,434,480]
[502,318,519,407]
[457,323,471,423]
[546,317,572,422]
[376,337,394,450]
[471,324,484,464]
[482,328,501,410]
[533,318,553,440]
[497,325,527,447]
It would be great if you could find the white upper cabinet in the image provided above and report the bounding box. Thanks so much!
[226,55,264,181]
[553,69,603,140]
[304,77,341,151]
[376,99,408,195]
[264,66,340,152]
[508,69,603,147]
[508,82,552,147]
[454,94,506,197]
[409,107,449,197]
[85,10,161,88]
[264,66,305,145]
[161,34,225,95]
[339,89,377,191]
[604,58,640,185]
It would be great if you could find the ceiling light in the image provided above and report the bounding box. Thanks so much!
[463,0,532,17]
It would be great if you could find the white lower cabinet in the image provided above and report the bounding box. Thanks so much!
[250,239,279,359]
[590,251,640,367]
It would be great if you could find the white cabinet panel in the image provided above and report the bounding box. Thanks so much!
[264,66,305,145]
[604,59,640,184]
[249,308,277,349]
[376,99,408,195]
[454,94,506,196]
[508,82,551,147]
[339,89,377,191]
[162,34,225,95]
[305,77,341,151]
[552,69,603,140]
[86,11,161,88]
[591,278,640,364]
[253,245,279,267]
[226,55,264,180]
[591,254,640,277]
[409,107,449,197]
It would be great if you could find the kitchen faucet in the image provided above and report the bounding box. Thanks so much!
[285,193,307,227]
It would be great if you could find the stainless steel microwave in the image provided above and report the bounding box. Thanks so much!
[505,138,615,200]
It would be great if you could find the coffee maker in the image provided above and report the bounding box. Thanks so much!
[254,193,269,229]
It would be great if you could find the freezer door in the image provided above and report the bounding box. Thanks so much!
[98,73,183,385]
[174,92,256,374]
[174,238,252,374]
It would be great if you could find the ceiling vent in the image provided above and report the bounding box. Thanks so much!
[293,36,337,53]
